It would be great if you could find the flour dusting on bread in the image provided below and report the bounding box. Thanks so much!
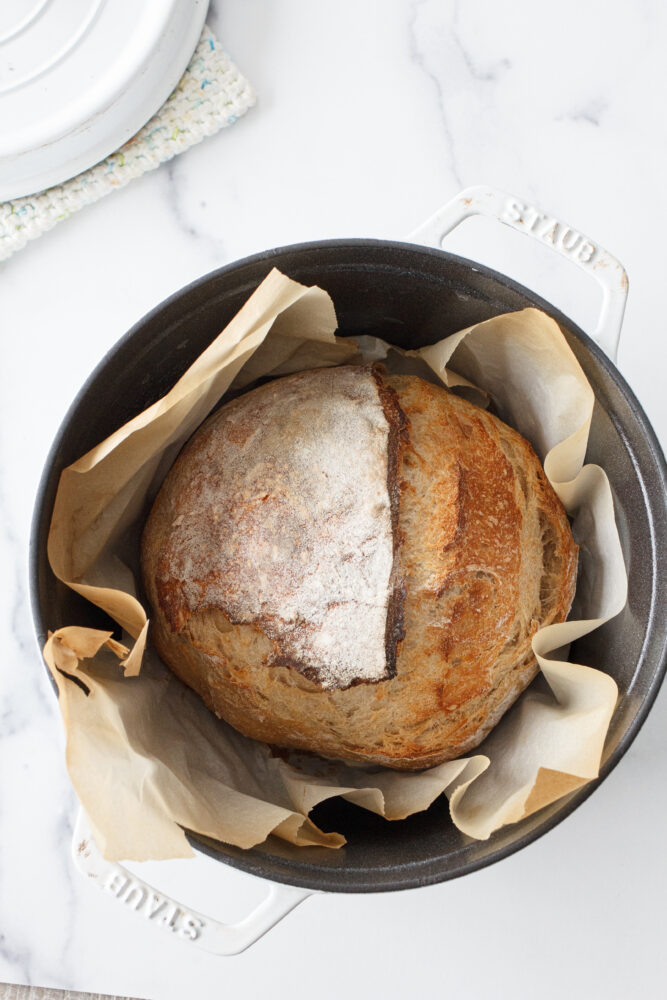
[149,366,397,688]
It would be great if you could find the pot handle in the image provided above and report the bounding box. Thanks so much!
[408,185,628,362]
[72,810,312,956]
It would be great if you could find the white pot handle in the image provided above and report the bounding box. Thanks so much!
[72,810,313,956]
[408,185,628,362]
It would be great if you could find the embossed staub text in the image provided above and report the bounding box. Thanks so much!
[502,198,597,264]
[106,871,204,941]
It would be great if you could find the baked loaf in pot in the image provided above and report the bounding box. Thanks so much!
[141,364,577,770]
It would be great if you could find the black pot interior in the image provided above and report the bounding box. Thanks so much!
[31,241,667,893]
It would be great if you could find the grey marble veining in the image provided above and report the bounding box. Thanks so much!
[407,0,463,188]
[163,161,228,264]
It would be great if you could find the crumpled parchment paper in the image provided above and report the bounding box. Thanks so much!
[43,269,626,859]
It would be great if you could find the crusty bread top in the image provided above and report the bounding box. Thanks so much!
[141,364,578,768]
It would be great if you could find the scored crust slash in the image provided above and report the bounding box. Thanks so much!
[141,362,577,771]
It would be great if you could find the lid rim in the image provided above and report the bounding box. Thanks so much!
[0,0,209,200]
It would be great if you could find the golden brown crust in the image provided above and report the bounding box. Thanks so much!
[141,366,577,770]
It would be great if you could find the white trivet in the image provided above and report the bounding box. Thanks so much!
[0,26,255,263]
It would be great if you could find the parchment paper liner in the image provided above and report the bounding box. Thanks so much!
[43,269,627,860]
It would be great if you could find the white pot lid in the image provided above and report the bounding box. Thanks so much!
[0,0,208,201]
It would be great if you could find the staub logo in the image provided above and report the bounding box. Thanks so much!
[502,198,597,264]
[105,870,204,940]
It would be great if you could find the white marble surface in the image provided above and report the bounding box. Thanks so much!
[1,1,666,997]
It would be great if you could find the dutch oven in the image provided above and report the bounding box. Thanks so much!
[29,187,667,953]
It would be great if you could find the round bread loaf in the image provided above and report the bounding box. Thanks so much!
[141,364,577,770]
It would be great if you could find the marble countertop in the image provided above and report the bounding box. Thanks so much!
[1,2,665,998]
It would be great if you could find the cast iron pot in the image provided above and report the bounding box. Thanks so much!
[30,187,667,952]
